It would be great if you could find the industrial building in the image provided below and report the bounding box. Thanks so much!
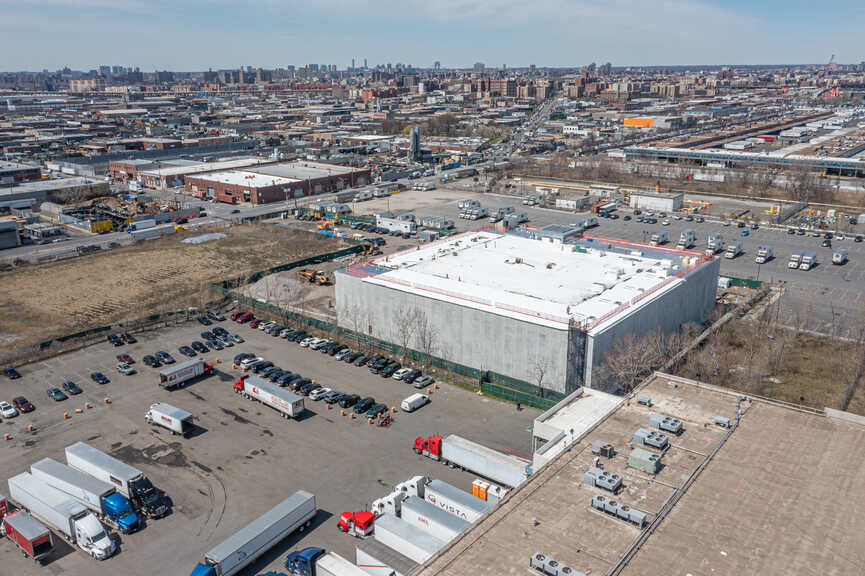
[336,230,719,394]
[0,161,41,185]
[184,161,371,204]
[628,190,684,212]
[414,372,865,576]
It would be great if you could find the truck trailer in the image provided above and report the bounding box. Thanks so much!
[398,496,469,542]
[159,358,214,390]
[30,457,140,533]
[190,491,316,576]
[145,403,194,436]
[393,476,491,522]
[373,513,444,564]
[65,442,170,519]
[7,473,115,560]
[413,435,531,488]
[286,547,368,576]
[234,375,305,419]
[356,538,418,576]
[2,510,55,562]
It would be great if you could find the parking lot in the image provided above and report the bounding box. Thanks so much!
[0,318,537,576]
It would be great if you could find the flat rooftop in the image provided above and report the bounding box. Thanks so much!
[250,161,360,180]
[414,373,865,576]
[190,170,299,188]
[360,231,697,331]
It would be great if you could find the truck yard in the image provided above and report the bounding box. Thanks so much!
[0,318,536,575]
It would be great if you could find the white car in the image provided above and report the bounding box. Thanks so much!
[392,367,412,380]
[116,362,136,375]
[310,338,329,350]
[0,401,18,418]
[299,337,315,348]
[309,387,332,401]
[662,219,671,226]
[258,321,276,331]
[230,334,244,343]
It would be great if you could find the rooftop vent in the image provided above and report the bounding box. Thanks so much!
[649,413,683,434]
[591,496,647,528]
[633,427,669,450]
[636,395,652,407]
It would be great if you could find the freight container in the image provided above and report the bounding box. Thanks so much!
[423,479,491,522]
[2,510,54,561]
[286,547,368,576]
[190,491,316,576]
[7,473,115,559]
[145,403,194,436]
[30,457,140,533]
[356,538,418,576]
[413,435,531,488]
[399,496,468,542]
[65,442,170,519]
[234,375,305,419]
[126,218,156,232]
[159,358,214,389]
[373,514,444,564]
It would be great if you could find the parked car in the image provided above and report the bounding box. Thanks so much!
[276,372,296,386]
[251,361,274,374]
[230,333,245,343]
[200,331,216,341]
[299,337,315,348]
[300,382,322,396]
[323,390,345,404]
[380,363,401,378]
[309,387,332,401]
[207,339,224,351]
[116,353,134,364]
[289,378,311,392]
[218,336,234,347]
[353,397,375,414]
[392,368,412,381]
[207,309,225,322]
[179,345,197,357]
[0,401,18,418]
[260,366,281,378]
[191,341,209,353]
[412,375,435,389]
[344,352,361,364]
[339,394,360,408]
[353,355,369,366]
[156,351,175,364]
[121,332,137,344]
[116,362,136,375]
[213,326,229,337]
[197,316,213,326]
[62,381,82,395]
[143,355,161,368]
[402,370,421,384]
[249,319,262,328]
[4,367,21,380]
[310,339,330,351]
[108,333,124,346]
[234,352,255,364]
[47,387,68,402]
[90,372,110,385]
[366,403,388,419]
[13,396,34,413]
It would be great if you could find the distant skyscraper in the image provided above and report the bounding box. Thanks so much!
[434,61,441,70]
[364,58,368,69]
[473,62,485,72]
[409,127,421,162]
[352,58,355,70]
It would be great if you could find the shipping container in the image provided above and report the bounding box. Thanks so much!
[423,479,491,523]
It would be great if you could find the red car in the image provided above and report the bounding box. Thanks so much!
[121,332,137,344]
[236,313,254,324]
[13,396,34,413]
[230,311,243,321]
[248,319,261,328]
[116,353,135,364]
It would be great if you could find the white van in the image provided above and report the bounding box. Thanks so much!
[401,393,430,413]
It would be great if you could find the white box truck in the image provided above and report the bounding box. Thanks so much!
[393,476,491,522]
[373,514,444,564]
[159,358,214,390]
[724,242,743,259]
[145,403,194,436]
[833,249,848,265]
[788,250,804,269]
[190,491,316,576]
[677,229,696,249]
[65,442,170,519]
[234,375,305,419]
[7,473,115,560]
[706,232,724,255]
[755,245,773,264]
[799,252,818,270]
[399,496,469,542]
[649,231,668,245]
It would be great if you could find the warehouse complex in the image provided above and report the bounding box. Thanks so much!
[414,373,865,576]
[335,230,719,394]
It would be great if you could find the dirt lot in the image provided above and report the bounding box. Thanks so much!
[0,225,341,361]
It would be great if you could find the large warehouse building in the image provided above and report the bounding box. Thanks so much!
[335,230,719,394]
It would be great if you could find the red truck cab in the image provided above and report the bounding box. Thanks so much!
[233,374,248,392]
[413,435,443,459]
[337,510,375,537]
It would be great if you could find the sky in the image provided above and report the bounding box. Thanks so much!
[0,0,861,72]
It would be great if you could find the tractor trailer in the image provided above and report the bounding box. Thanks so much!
[393,476,491,522]
[286,547,368,576]
[65,442,170,519]
[7,472,115,559]
[30,457,140,533]
[189,491,316,576]
[145,403,194,436]
[159,358,214,390]
[234,375,305,419]
[413,435,531,488]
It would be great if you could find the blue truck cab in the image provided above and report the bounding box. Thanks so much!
[103,492,141,533]
[285,547,325,576]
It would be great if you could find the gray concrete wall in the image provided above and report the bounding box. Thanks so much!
[583,257,720,391]
[335,270,573,394]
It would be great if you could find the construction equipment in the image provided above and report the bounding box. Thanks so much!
[360,241,381,256]
[317,218,337,231]
[298,269,331,285]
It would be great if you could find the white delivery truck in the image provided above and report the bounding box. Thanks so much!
[7,473,115,560]
[190,491,316,576]
[706,232,724,255]
[401,393,429,413]
[755,245,773,264]
[724,242,743,259]
[159,358,214,390]
[833,249,848,265]
[677,229,696,249]
[649,231,668,246]
[788,250,804,269]
[234,375,305,419]
[799,252,818,270]
[145,403,194,436]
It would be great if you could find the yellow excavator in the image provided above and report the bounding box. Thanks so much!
[298,269,331,285]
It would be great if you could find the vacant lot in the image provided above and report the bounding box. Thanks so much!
[0,225,341,360]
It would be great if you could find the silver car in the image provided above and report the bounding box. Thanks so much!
[0,400,18,418]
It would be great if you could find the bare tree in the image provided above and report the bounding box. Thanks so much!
[602,331,665,393]
[415,310,439,368]
[532,358,549,396]
[393,306,422,362]
[344,302,365,351]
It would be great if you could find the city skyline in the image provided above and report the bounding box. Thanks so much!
[0,0,861,71]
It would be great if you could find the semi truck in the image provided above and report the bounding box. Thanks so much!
[413,435,531,488]
[190,491,316,576]
[2,510,55,562]
[649,231,668,246]
[234,375,305,419]
[393,476,491,522]
[7,472,115,560]
[489,206,515,223]
[677,229,696,249]
[65,442,170,519]
[145,403,194,436]
[286,547,368,576]
[503,212,529,227]
[159,358,214,390]
[833,249,848,265]
[788,250,804,269]
[356,538,418,576]
[755,245,773,264]
[126,219,156,233]
[30,457,140,533]
[800,252,818,271]
[372,513,444,564]
[398,496,469,542]
[724,242,743,259]
[705,233,724,255]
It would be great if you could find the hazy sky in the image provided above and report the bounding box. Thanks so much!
[0,0,861,71]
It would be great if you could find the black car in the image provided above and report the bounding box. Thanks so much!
[156,351,175,364]
[366,403,387,419]
[353,397,375,414]
[300,382,321,396]
[213,327,229,338]
[197,316,212,326]
[324,391,345,404]
[824,232,833,239]
[822,239,832,248]
[290,331,308,342]
[344,352,361,364]
[403,369,421,384]
[207,339,224,351]
[339,394,360,408]
[380,363,401,378]
[276,372,296,386]
[179,345,197,357]
[47,387,68,401]
[201,331,216,341]
[234,352,255,364]
[328,345,347,357]
[319,341,337,354]
[122,332,137,344]
[252,361,274,374]
[62,381,83,395]
[787,228,796,235]
[108,333,124,346]
[353,355,369,366]
[260,366,281,378]
[91,372,110,384]
[191,341,209,353]
[4,367,21,379]
[367,354,385,367]
[142,355,161,368]
[267,370,286,382]
[856,235,863,243]
[289,377,311,392]
[623,215,631,221]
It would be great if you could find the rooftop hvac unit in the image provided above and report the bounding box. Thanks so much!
[530,553,587,576]
[649,413,683,434]
[633,427,668,450]
[584,466,622,492]
[715,416,731,428]
[636,395,652,406]
[590,496,648,528]
[591,441,615,458]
